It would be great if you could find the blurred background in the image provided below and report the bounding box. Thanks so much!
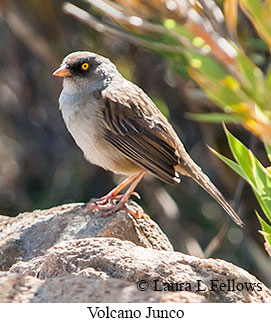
[0,0,270,286]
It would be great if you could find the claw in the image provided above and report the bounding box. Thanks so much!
[126,207,140,219]
[131,191,141,199]
[85,172,146,218]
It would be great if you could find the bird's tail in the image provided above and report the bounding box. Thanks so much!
[176,160,244,227]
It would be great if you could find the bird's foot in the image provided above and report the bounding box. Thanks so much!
[88,193,123,208]
[85,192,141,218]
[85,171,146,219]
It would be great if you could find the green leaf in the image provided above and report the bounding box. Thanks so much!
[220,126,271,221]
[184,49,228,80]
[250,153,271,222]
[208,146,252,184]
[223,124,258,189]
[240,0,271,47]
[206,85,244,107]
[169,23,195,41]
[236,49,271,112]
[267,68,271,90]
[237,50,260,92]
[187,113,243,123]
[254,190,271,223]
[210,137,271,227]
[256,211,271,247]
[264,141,271,163]
[187,66,250,109]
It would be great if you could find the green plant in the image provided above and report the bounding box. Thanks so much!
[210,125,271,256]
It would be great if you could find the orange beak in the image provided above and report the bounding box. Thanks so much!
[53,65,72,77]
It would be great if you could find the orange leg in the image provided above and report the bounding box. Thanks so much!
[88,173,139,206]
[86,171,146,218]
[101,173,139,199]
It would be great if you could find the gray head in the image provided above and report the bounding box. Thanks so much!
[53,51,119,92]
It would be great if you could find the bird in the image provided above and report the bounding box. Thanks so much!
[53,51,244,227]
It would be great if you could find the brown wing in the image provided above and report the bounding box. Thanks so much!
[98,84,181,184]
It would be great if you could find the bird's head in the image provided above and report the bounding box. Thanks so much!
[53,51,117,92]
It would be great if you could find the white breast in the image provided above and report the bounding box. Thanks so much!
[59,88,133,175]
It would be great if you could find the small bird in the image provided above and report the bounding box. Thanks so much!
[53,51,243,227]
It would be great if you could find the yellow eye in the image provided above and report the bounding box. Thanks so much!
[81,63,89,71]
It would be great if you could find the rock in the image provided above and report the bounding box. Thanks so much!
[0,202,173,271]
[1,202,270,303]
[0,271,207,303]
[9,237,271,303]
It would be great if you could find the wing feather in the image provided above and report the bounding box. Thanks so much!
[99,85,181,184]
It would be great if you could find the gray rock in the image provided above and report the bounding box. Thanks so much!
[1,202,270,303]
[0,271,207,303]
[0,202,173,270]
[9,237,271,303]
